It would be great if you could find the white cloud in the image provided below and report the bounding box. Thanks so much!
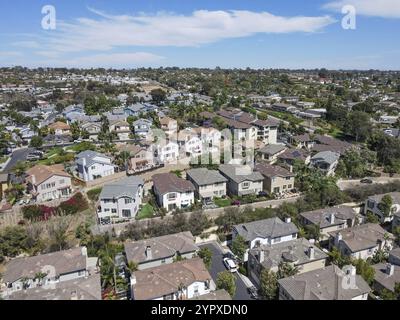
[41,9,335,53]
[12,41,40,48]
[37,52,165,68]
[324,0,400,18]
[0,51,23,58]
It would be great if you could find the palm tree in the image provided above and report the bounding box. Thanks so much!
[34,272,47,286]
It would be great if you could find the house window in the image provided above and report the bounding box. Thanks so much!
[194,285,199,295]
[288,184,292,189]
[125,198,132,204]
[161,259,166,264]
[122,210,131,218]
[367,200,375,209]
[168,193,177,200]
[274,237,281,243]
[111,209,117,214]
[59,179,65,184]
[283,185,287,190]
[242,182,250,189]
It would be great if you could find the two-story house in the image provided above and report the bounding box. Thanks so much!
[124,231,199,270]
[131,258,214,300]
[48,121,71,136]
[218,164,263,197]
[81,121,102,141]
[26,165,72,203]
[75,151,115,182]
[119,144,155,174]
[278,265,371,300]
[299,205,356,240]
[310,151,340,176]
[153,173,195,211]
[248,238,328,286]
[365,192,400,223]
[109,120,131,141]
[328,223,394,260]
[1,247,98,297]
[133,118,153,138]
[160,117,178,136]
[97,176,144,224]
[186,168,227,203]
[232,217,298,261]
[255,163,295,195]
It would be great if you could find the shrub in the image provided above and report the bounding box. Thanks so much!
[58,192,88,215]
[87,187,102,202]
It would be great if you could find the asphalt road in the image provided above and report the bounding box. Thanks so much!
[2,148,35,173]
[199,242,253,301]
[337,177,400,191]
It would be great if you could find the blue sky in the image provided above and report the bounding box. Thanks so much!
[0,0,399,69]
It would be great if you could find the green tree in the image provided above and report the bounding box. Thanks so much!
[216,271,236,298]
[231,235,247,261]
[344,111,370,142]
[353,259,375,286]
[378,195,393,218]
[260,269,278,300]
[29,135,43,148]
[150,88,167,105]
[277,262,299,279]
[198,247,212,269]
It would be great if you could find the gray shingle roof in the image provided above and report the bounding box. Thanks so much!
[3,247,88,283]
[255,163,294,178]
[6,273,101,300]
[152,173,195,195]
[76,150,111,167]
[124,231,199,264]
[278,265,371,300]
[233,217,299,242]
[300,206,356,229]
[372,263,400,292]
[186,168,227,186]
[99,176,144,199]
[249,238,327,270]
[218,164,264,184]
[258,144,287,156]
[328,223,394,253]
[311,151,340,165]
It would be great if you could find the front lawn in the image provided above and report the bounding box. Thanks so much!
[214,198,231,208]
[136,204,155,220]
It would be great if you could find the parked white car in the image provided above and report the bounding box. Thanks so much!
[223,257,238,273]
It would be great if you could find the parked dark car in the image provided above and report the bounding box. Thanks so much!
[360,178,373,184]
[247,286,259,299]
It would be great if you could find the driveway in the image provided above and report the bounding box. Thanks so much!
[2,147,35,173]
[198,242,253,300]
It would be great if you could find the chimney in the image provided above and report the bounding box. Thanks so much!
[330,213,335,224]
[81,246,87,257]
[259,250,265,263]
[344,265,357,276]
[308,246,315,260]
[335,232,342,246]
[145,246,152,260]
[285,217,292,224]
[386,263,395,276]
[82,157,87,167]
[288,165,293,173]
[31,174,36,185]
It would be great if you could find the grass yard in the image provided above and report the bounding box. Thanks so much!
[136,203,155,220]
[214,197,231,208]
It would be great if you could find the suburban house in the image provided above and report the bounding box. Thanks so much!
[97,176,144,224]
[278,148,310,166]
[109,120,131,140]
[124,231,199,270]
[48,121,71,136]
[310,151,340,176]
[278,265,371,300]
[232,217,299,261]
[255,163,295,195]
[372,262,400,295]
[152,173,195,211]
[218,164,264,197]
[272,103,298,114]
[119,144,156,174]
[186,168,227,203]
[160,117,178,136]
[131,258,214,300]
[75,151,115,182]
[177,128,203,156]
[365,192,400,223]
[248,238,327,286]
[4,273,101,300]
[81,121,102,141]
[258,144,287,163]
[299,206,356,240]
[153,140,179,164]
[189,289,232,301]
[26,164,72,202]
[133,118,153,138]
[1,247,98,297]
[290,134,315,150]
[328,223,394,260]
